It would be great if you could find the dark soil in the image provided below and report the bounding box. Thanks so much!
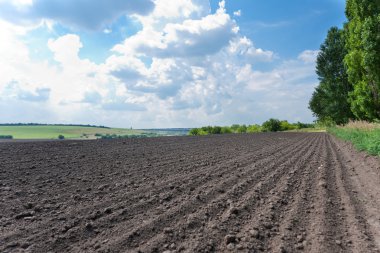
[0,133,379,252]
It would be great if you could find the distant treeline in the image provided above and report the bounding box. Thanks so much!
[0,135,13,139]
[95,133,161,139]
[189,119,314,136]
[0,123,110,128]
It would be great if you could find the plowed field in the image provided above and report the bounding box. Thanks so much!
[1,133,379,253]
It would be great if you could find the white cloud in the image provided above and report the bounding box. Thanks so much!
[228,37,274,61]
[0,0,319,127]
[113,0,238,58]
[298,50,319,63]
[103,28,112,34]
[233,10,241,17]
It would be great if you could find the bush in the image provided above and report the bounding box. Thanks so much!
[221,126,232,134]
[280,120,297,131]
[230,124,240,133]
[262,118,282,132]
[237,125,247,133]
[189,128,200,136]
[58,135,65,140]
[247,124,261,133]
[211,126,222,134]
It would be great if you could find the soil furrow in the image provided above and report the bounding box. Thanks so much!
[0,134,308,250]
[134,134,320,252]
[0,133,379,253]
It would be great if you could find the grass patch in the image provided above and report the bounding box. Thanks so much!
[329,121,380,156]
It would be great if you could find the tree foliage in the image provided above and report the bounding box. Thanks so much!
[345,0,380,120]
[189,120,314,136]
[262,119,282,132]
[309,27,354,124]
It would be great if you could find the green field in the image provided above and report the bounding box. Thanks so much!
[0,125,144,139]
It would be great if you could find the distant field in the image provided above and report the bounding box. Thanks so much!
[0,125,144,139]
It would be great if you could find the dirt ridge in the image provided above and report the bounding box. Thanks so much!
[0,133,379,253]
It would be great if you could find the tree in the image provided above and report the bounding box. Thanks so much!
[237,125,247,133]
[345,0,380,120]
[247,124,262,133]
[309,26,354,124]
[280,120,296,131]
[221,126,232,134]
[262,119,281,132]
[211,126,222,134]
[230,124,240,133]
[189,128,200,136]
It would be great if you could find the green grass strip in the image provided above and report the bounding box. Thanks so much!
[329,127,380,156]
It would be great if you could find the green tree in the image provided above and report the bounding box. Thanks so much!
[247,124,262,133]
[262,119,281,132]
[230,124,240,133]
[280,120,296,131]
[309,26,354,124]
[211,126,222,134]
[189,128,200,135]
[237,124,247,133]
[345,0,380,120]
[221,126,232,134]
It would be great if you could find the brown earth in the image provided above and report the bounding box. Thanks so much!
[0,133,379,253]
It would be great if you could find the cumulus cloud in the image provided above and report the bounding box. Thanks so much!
[0,0,319,127]
[228,37,274,61]
[113,0,238,58]
[0,0,155,30]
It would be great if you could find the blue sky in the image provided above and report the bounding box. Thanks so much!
[0,0,346,128]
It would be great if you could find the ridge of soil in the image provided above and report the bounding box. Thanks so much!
[0,133,379,252]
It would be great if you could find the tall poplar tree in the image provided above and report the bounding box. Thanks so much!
[345,0,380,120]
[309,27,354,124]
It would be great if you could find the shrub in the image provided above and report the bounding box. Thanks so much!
[247,124,262,133]
[201,126,213,134]
[221,126,233,134]
[58,135,65,140]
[262,118,282,132]
[211,126,222,134]
[280,120,297,131]
[237,125,247,133]
[230,124,240,133]
[189,128,200,136]
[295,121,315,129]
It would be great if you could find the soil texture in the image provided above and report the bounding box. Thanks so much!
[0,133,379,253]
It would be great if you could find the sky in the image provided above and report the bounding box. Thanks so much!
[0,0,346,128]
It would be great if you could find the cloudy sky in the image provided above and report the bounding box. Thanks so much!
[0,0,346,128]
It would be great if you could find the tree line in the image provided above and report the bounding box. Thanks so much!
[189,119,314,136]
[309,0,380,124]
[0,123,110,128]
